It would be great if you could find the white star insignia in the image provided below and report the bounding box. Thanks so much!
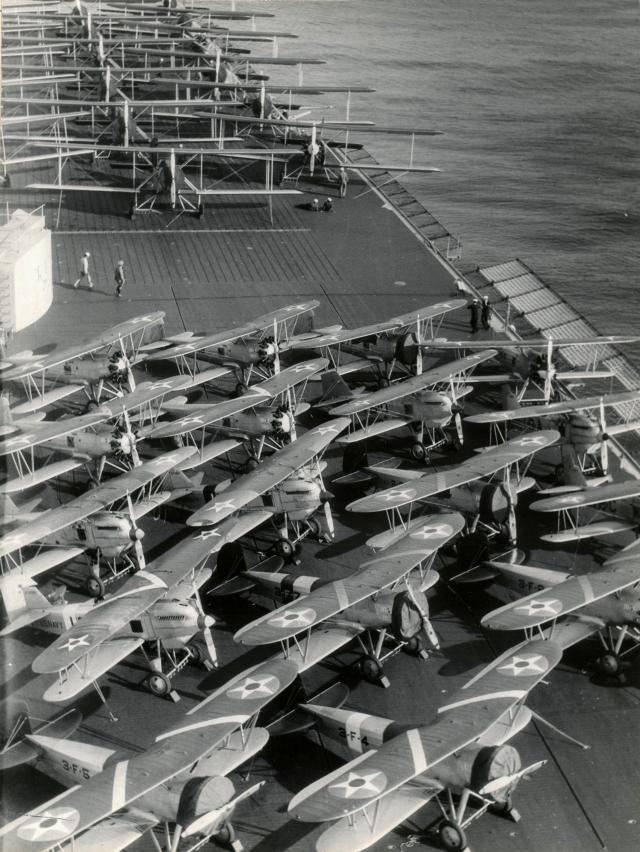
[153,454,179,467]
[211,499,236,513]
[180,416,205,426]
[4,434,35,448]
[58,634,91,652]
[410,523,452,540]
[498,653,548,677]
[329,770,387,800]
[294,363,314,372]
[516,436,545,446]
[560,495,583,505]
[515,598,563,617]
[314,424,340,436]
[148,381,174,390]
[197,529,222,540]
[381,489,414,502]
[17,807,81,842]
[226,674,279,700]
[268,607,316,629]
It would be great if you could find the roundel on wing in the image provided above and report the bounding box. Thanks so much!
[328,769,388,800]
[267,607,316,629]
[17,807,81,843]
[497,652,549,677]
[409,523,453,541]
[226,673,280,701]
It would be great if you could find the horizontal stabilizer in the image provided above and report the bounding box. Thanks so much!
[189,727,269,780]
[268,683,351,737]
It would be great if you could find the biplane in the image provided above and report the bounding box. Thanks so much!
[186,419,350,556]
[0,656,298,852]
[481,554,640,679]
[0,448,196,596]
[233,513,464,685]
[287,638,563,852]
[430,335,640,403]
[325,351,497,459]
[346,430,560,546]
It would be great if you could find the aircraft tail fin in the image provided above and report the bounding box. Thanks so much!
[0,394,12,428]
[501,383,520,411]
[560,441,588,488]
[268,682,351,737]
[0,708,83,770]
[318,370,354,404]
[0,576,64,625]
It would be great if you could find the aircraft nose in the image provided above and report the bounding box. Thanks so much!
[130,527,145,542]
[197,614,215,630]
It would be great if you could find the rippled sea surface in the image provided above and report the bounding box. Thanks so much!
[257,0,639,349]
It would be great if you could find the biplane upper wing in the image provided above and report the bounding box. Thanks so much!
[288,638,562,823]
[430,335,640,350]
[0,412,109,457]
[0,313,165,382]
[530,479,640,513]
[188,418,350,526]
[0,448,196,558]
[288,301,466,352]
[481,563,640,631]
[144,301,318,363]
[234,512,465,645]
[329,352,496,417]
[466,389,640,424]
[0,658,299,852]
[347,430,560,514]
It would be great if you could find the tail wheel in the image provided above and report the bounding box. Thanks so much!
[147,672,171,697]
[359,655,382,683]
[439,820,467,852]
[85,576,105,598]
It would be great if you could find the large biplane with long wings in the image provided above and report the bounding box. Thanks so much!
[233,513,464,685]
[0,656,299,852]
[286,637,562,852]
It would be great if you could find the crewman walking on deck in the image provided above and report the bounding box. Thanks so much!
[481,295,491,330]
[468,299,480,333]
[339,167,348,198]
[114,260,126,298]
[73,252,93,289]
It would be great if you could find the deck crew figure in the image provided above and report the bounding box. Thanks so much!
[114,260,126,298]
[323,198,333,212]
[468,299,480,333]
[339,167,348,197]
[481,296,491,330]
[310,198,320,212]
[73,252,93,289]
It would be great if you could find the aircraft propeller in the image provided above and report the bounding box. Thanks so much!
[449,379,465,445]
[404,581,439,649]
[478,759,547,797]
[191,575,218,668]
[125,493,147,569]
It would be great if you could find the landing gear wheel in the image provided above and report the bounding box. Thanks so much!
[196,203,204,219]
[410,442,426,461]
[439,819,467,852]
[405,633,427,656]
[128,203,135,220]
[359,655,383,683]
[235,382,248,397]
[244,455,260,473]
[377,376,390,389]
[187,642,204,665]
[215,822,236,847]
[147,672,171,697]
[85,576,105,598]
[596,653,620,676]
[275,538,295,560]
[306,517,321,538]
[84,397,100,413]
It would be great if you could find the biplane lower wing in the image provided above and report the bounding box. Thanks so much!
[27,183,301,196]
[466,388,640,424]
[541,520,636,543]
[0,658,299,852]
[0,459,85,494]
[531,479,640,512]
[315,789,437,852]
[65,809,159,852]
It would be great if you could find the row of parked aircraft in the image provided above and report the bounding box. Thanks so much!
[3,3,640,851]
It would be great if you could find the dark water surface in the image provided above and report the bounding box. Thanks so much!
[260,0,639,341]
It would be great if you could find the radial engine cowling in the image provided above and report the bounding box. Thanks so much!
[428,743,521,805]
[390,590,429,641]
[271,407,293,437]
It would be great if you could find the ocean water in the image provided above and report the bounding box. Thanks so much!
[254,0,639,343]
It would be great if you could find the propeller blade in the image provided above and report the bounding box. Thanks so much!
[126,493,146,569]
[479,760,547,796]
[415,315,423,376]
[455,410,464,445]
[123,408,141,467]
[202,625,218,667]
[544,338,553,402]
[405,581,439,649]
[323,499,335,539]
[599,399,609,474]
